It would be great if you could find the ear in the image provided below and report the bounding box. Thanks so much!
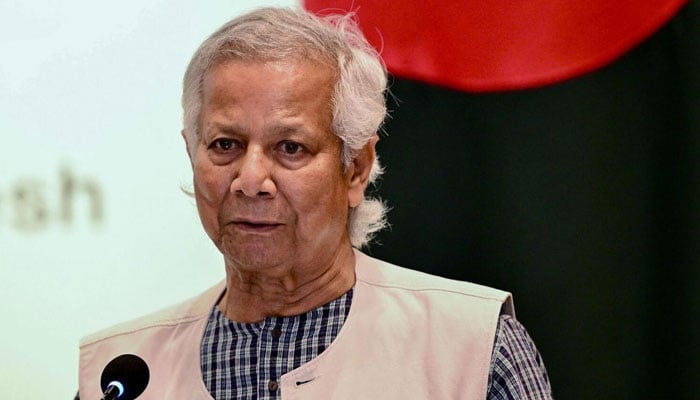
[347,134,378,208]
[182,129,194,167]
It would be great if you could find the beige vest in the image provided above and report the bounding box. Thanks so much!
[79,250,513,399]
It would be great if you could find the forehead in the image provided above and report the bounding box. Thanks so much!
[200,59,338,139]
[203,59,336,109]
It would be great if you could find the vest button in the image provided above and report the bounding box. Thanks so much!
[271,327,282,338]
[268,379,279,392]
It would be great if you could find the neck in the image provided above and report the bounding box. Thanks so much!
[219,246,356,323]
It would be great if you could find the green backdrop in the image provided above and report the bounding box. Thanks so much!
[370,2,699,398]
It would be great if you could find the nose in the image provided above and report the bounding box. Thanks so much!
[230,147,277,198]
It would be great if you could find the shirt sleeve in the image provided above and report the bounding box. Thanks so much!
[486,314,553,399]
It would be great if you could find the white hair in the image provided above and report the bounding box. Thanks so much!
[182,7,389,248]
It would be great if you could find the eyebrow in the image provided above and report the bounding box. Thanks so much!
[206,121,314,139]
[268,123,307,137]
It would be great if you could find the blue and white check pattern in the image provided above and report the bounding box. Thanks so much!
[201,290,552,399]
[487,315,552,399]
[201,289,353,400]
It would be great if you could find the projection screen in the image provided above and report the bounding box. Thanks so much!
[0,1,297,398]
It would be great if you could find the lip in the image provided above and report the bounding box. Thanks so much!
[231,219,283,233]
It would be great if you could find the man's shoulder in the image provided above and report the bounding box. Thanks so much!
[354,250,514,313]
[79,280,225,348]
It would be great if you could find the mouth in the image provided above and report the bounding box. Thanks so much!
[231,219,283,233]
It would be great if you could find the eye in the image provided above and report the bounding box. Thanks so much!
[279,141,304,155]
[208,138,238,152]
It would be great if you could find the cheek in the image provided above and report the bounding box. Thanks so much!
[193,163,230,205]
[193,168,230,241]
[287,170,349,223]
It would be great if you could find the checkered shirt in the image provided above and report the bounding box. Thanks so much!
[201,290,552,400]
[200,289,353,400]
[487,315,553,399]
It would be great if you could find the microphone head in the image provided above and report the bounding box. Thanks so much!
[100,354,150,400]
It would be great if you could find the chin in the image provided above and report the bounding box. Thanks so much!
[220,234,286,271]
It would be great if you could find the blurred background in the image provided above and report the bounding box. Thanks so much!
[0,1,294,398]
[1,1,697,399]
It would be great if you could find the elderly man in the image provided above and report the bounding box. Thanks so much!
[78,7,552,400]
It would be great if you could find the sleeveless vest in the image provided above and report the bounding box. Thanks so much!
[79,250,513,399]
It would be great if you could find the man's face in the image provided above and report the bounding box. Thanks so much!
[188,59,361,275]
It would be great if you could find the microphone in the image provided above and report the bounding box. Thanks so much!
[99,354,150,400]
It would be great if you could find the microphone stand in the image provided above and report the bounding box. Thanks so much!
[100,384,121,400]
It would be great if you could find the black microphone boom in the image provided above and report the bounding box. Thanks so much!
[99,354,149,400]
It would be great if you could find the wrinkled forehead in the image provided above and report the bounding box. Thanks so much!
[201,54,340,117]
[199,58,339,139]
[202,56,339,102]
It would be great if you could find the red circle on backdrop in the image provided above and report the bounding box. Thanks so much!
[304,0,688,92]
